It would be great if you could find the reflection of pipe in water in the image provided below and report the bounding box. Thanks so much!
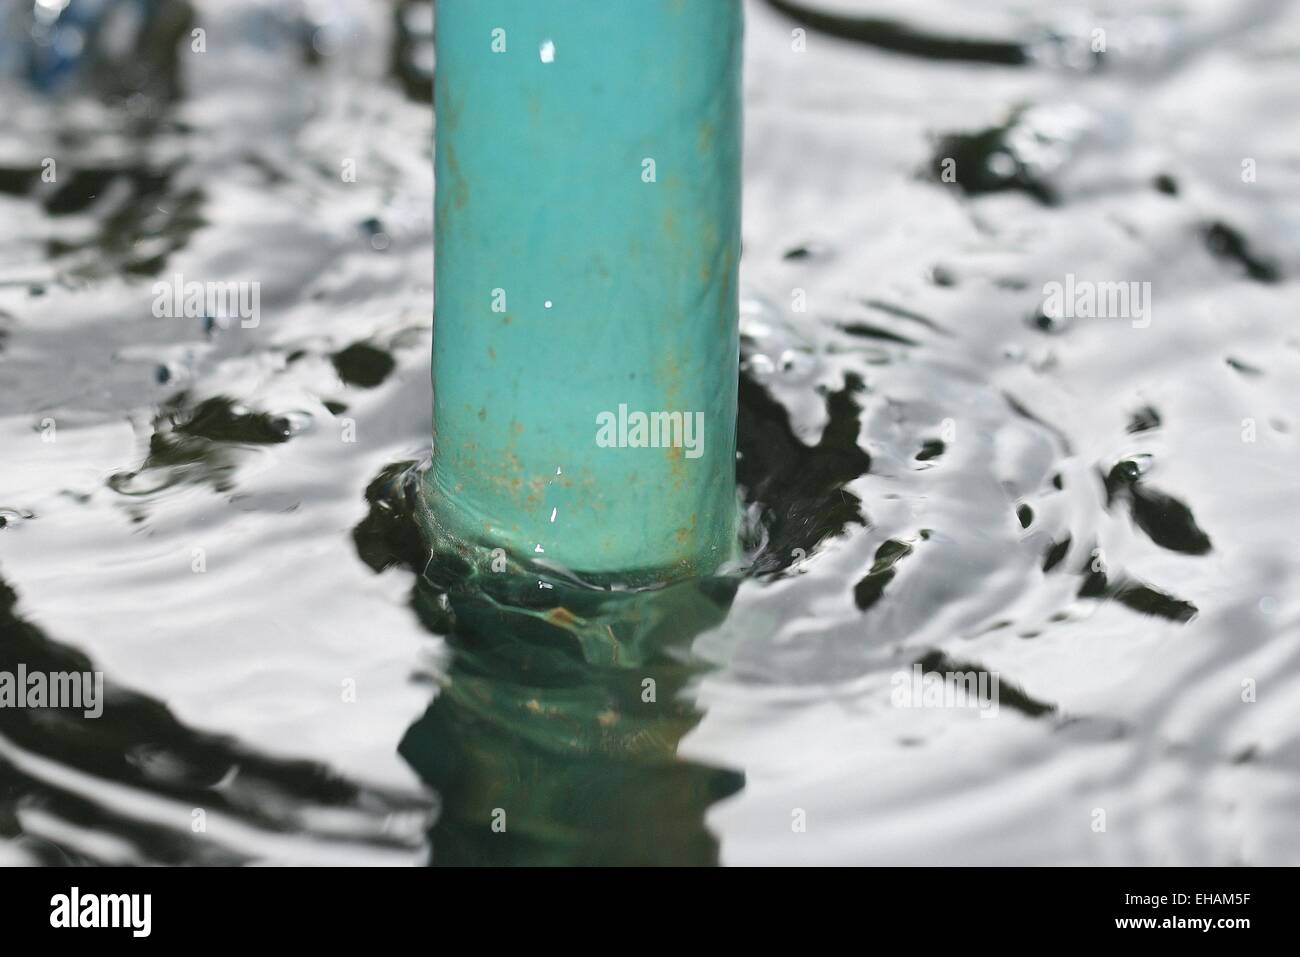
[399,570,744,865]
[426,0,744,585]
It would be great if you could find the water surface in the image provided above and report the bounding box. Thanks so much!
[0,0,1297,865]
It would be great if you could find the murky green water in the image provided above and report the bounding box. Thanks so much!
[0,0,1297,865]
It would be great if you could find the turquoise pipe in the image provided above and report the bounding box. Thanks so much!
[427,0,743,583]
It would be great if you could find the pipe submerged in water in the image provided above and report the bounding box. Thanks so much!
[426,0,744,585]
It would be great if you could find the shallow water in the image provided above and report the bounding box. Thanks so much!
[1,0,1298,865]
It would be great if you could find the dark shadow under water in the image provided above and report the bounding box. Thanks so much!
[400,572,744,866]
[0,574,424,865]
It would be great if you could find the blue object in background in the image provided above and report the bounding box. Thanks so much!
[6,0,150,91]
